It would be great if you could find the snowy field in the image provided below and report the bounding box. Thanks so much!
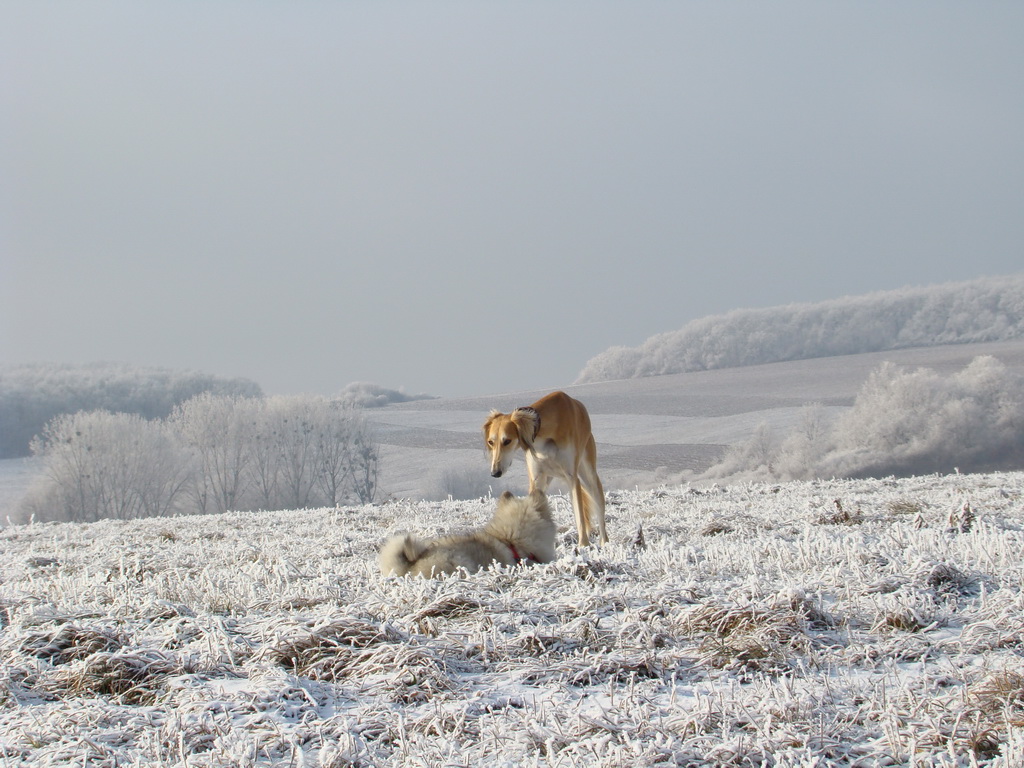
[2,471,1024,766]
[3,342,1024,765]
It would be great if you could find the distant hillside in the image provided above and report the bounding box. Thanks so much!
[576,274,1024,383]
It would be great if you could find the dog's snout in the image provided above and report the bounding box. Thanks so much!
[491,469,502,478]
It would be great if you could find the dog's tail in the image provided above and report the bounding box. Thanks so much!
[378,534,430,576]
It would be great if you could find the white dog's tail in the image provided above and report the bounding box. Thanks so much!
[378,534,430,576]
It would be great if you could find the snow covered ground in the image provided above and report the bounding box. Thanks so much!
[2,471,1024,766]
[3,342,1024,765]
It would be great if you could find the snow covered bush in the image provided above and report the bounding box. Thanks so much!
[21,411,191,522]
[435,462,497,501]
[337,381,436,408]
[775,402,836,478]
[17,396,381,523]
[822,355,1024,477]
[704,422,779,480]
[708,356,1024,481]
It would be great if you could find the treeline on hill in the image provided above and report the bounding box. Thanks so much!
[709,355,1024,481]
[0,363,263,458]
[16,394,379,524]
[577,273,1024,382]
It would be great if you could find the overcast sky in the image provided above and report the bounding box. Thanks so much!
[3,3,1023,398]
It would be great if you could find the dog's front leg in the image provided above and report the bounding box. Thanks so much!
[524,450,551,494]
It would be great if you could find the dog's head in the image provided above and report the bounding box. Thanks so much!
[496,489,551,521]
[482,408,538,478]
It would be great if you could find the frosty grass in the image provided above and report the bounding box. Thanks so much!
[2,472,1024,766]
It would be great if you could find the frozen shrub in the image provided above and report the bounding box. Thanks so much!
[19,395,381,522]
[435,463,495,501]
[704,422,777,480]
[21,411,191,523]
[707,355,1024,481]
[775,403,837,480]
[823,356,1024,477]
[337,382,435,408]
[170,394,260,515]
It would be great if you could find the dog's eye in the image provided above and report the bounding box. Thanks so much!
[486,440,494,447]
[502,438,512,447]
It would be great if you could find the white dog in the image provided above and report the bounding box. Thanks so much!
[379,490,556,577]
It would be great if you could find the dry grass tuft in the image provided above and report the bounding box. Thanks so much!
[566,558,628,582]
[872,607,926,634]
[22,624,126,664]
[265,617,403,680]
[411,595,481,621]
[885,498,925,517]
[700,520,734,536]
[774,588,835,630]
[350,642,457,703]
[683,603,809,672]
[45,649,186,704]
[948,501,976,533]
[971,670,1024,716]
[815,498,862,525]
[409,595,484,635]
[925,561,974,594]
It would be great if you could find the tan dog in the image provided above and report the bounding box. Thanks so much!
[379,490,556,577]
[483,390,607,546]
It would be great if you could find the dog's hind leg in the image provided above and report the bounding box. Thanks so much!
[581,474,607,545]
[570,475,593,547]
[579,438,608,544]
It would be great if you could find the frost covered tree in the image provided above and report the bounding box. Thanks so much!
[170,394,260,515]
[22,411,191,522]
[270,397,322,510]
[344,415,380,504]
[706,355,1024,481]
[246,399,282,511]
[232,396,381,510]
[823,355,1024,477]
[312,399,378,505]
[776,403,837,479]
[17,394,382,522]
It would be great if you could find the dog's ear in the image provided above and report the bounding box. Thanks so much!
[482,410,502,439]
[511,408,539,447]
[528,489,551,515]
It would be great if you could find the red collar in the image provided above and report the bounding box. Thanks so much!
[508,543,539,563]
